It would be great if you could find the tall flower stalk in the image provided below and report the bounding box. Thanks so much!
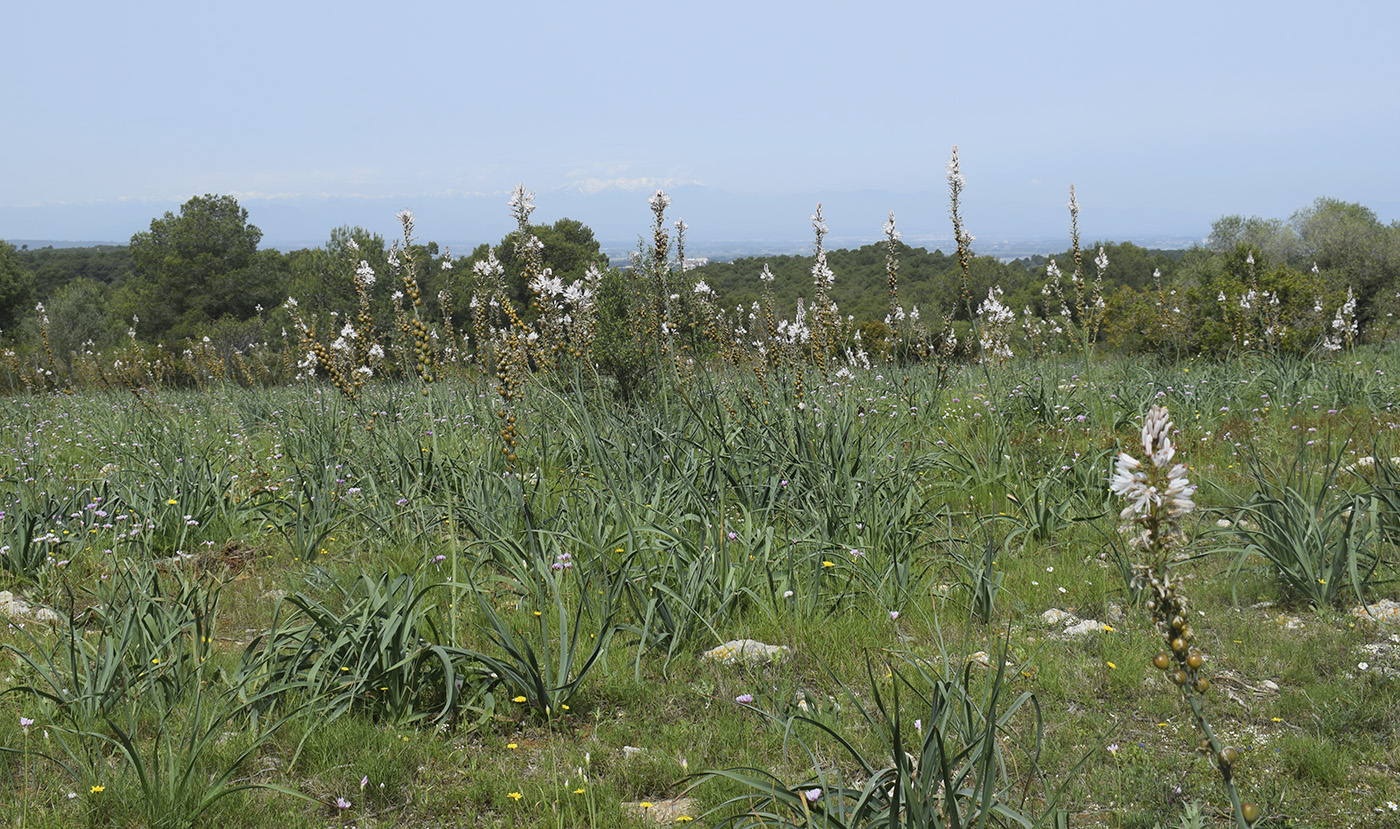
[947,146,976,326]
[1042,187,1106,363]
[882,211,901,360]
[1111,406,1259,828]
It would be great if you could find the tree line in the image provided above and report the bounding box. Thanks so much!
[1,192,1397,387]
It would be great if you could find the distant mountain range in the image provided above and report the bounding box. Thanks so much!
[3,182,1208,260]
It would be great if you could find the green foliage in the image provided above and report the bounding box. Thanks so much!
[470,554,615,721]
[16,243,135,297]
[691,646,1078,828]
[457,217,609,315]
[1278,733,1348,789]
[1293,198,1400,331]
[592,265,658,402]
[0,239,36,333]
[126,194,280,340]
[255,571,488,726]
[1361,450,1400,542]
[947,529,1005,625]
[2,565,317,828]
[282,226,391,326]
[1229,437,1383,608]
[45,277,121,369]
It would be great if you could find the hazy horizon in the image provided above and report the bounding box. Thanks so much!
[0,182,1217,259]
[4,1,1397,254]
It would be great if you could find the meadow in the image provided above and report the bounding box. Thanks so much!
[4,171,1400,828]
[2,347,1400,829]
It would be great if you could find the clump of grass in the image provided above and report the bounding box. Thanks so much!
[1229,434,1381,608]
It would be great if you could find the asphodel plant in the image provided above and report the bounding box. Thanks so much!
[1111,405,1260,828]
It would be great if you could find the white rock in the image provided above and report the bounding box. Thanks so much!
[0,590,61,624]
[623,796,696,824]
[703,639,789,666]
[1064,619,1103,637]
[1352,599,1400,623]
[1041,608,1074,626]
[622,745,644,759]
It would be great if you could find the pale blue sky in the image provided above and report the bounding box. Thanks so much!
[3,0,1397,246]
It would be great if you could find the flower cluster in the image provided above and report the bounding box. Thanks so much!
[1110,405,1194,555]
[1323,286,1358,352]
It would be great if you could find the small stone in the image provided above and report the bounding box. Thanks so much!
[1352,599,1400,624]
[1041,608,1074,626]
[623,796,696,824]
[622,745,644,759]
[968,651,1014,669]
[0,590,61,624]
[703,639,789,666]
[1064,619,1103,637]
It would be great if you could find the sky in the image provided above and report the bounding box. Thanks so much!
[3,0,1397,250]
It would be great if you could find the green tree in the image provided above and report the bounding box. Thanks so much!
[1291,198,1400,332]
[46,277,120,371]
[460,218,609,311]
[1206,214,1300,262]
[18,244,135,298]
[126,195,281,340]
[0,239,37,334]
[283,226,391,326]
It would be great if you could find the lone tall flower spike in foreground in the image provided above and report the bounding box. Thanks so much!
[1111,405,1259,827]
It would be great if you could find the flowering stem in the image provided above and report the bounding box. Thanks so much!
[1114,405,1257,827]
[1183,691,1249,828]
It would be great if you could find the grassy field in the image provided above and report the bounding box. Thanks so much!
[2,349,1399,828]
